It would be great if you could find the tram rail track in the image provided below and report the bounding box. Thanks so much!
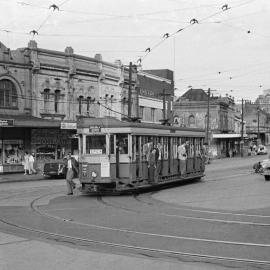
[1,166,270,269]
[1,191,269,268]
[1,214,270,268]
[98,194,270,227]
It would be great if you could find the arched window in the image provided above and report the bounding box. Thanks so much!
[43,88,50,112]
[188,115,195,127]
[86,97,91,114]
[78,95,84,114]
[0,79,17,108]
[54,90,60,113]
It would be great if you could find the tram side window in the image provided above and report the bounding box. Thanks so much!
[189,138,194,157]
[86,135,106,154]
[110,135,115,154]
[163,137,168,160]
[116,134,128,154]
[172,137,178,159]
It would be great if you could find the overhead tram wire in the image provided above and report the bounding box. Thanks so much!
[137,1,255,64]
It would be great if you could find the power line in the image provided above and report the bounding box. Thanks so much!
[137,1,255,64]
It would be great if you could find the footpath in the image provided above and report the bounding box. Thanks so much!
[0,172,55,184]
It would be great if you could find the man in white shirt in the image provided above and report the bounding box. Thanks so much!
[177,141,189,176]
[65,153,79,195]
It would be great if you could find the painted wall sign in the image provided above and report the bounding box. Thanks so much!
[61,122,77,129]
[0,119,14,127]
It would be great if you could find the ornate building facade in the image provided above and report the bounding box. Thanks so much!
[173,89,246,158]
[0,40,137,172]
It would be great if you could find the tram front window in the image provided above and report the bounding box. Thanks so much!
[116,134,128,154]
[86,135,106,154]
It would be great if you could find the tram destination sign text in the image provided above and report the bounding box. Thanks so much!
[89,126,101,133]
[0,119,14,127]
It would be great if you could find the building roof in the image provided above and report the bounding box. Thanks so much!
[181,88,208,101]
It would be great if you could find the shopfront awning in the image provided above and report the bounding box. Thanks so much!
[212,133,247,139]
[0,114,61,128]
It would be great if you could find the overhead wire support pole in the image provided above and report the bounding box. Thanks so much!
[128,62,132,119]
[241,98,244,157]
[257,107,260,144]
[206,88,210,146]
[160,82,171,125]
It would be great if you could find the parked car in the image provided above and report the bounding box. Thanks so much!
[257,145,268,155]
[43,155,78,178]
[253,159,270,181]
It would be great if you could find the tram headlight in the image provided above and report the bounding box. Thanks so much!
[91,171,97,178]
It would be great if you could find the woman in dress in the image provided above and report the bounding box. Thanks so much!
[23,152,30,175]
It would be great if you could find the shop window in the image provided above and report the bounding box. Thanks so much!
[36,145,56,161]
[54,90,60,113]
[3,140,24,164]
[0,79,18,108]
[86,135,106,154]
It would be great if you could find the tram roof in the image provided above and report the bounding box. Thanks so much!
[77,117,205,137]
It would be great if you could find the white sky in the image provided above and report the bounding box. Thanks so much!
[0,0,269,102]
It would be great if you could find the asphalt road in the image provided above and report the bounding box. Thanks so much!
[1,155,270,270]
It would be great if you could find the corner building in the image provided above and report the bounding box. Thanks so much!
[0,40,137,173]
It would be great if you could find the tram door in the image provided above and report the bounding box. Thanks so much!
[115,134,129,178]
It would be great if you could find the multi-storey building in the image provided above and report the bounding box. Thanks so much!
[173,88,246,158]
[0,40,137,172]
[243,101,270,146]
[137,69,174,124]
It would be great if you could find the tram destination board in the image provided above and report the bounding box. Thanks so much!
[89,126,101,133]
[0,119,14,127]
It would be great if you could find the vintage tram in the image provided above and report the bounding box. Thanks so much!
[76,117,205,194]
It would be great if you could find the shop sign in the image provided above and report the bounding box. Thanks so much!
[0,119,14,127]
[61,122,77,130]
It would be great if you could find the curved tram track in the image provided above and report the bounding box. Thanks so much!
[0,184,270,269]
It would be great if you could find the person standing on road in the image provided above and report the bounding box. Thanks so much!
[23,152,30,175]
[65,153,79,195]
[28,153,36,174]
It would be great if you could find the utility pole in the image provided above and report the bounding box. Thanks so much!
[160,82,171,125]
[128,62,132,118]
[240,98,244,157]
[206,88,210,146]
[257,107,260,144]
